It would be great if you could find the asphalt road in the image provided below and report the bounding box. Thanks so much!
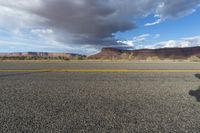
[1,61,200,132]
[1,61,200,70]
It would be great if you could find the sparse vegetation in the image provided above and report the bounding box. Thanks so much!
[74,55,84,60]
[146,56,160,61]
[0,56,70,61]
[188,56,200,62]
[128,53,134,60]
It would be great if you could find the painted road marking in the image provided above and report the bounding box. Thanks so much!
[1,69,200,73]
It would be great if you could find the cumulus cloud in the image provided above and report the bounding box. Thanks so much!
[0,0,200,53]
[145,18,163,26]
[150,36,200,49]
[117,34,150,48]
[145,0,200,26]
[155,0,199,18]
[119,35,200,50]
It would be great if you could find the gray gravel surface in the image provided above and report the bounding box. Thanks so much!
[1,62,200,132]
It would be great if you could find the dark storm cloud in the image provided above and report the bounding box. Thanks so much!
[29,0,199,46]
[6,0,199,47]
[31,0,136,45]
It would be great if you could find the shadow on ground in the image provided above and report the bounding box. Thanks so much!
[195,74,200,79]
[189,87,200,102]
[189,74,200,102]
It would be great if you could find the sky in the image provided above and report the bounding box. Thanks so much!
[0,0,200,55]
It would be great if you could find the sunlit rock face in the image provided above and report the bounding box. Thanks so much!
[89,47,200,60]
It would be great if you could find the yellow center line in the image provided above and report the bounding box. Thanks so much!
[0,69,200,73]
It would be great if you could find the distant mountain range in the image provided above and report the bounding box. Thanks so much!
[88,46,200,60]
[0,52,85,59]
[0,52,83,57]
[1,46,200,60]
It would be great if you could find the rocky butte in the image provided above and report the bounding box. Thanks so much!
[88,46,200,60]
